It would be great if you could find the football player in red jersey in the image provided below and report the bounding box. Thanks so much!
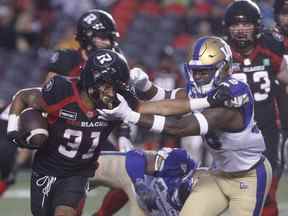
[223,1,288,215]
[7,49,134,216]
[1,9,130,214]
[45,9,121,81]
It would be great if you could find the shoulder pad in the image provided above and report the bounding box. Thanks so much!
[222,78,251,97]
[271,30,284,42]
[221,78,252,108]
[42,76,73,106]
[261,31,284,45]
[46,49,82,76]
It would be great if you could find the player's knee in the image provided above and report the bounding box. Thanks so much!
[54,205,77,216]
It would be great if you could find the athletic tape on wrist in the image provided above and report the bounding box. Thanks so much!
[189,97,210,111]
[150,115,166,133]
[127,111,141,124]
[7,114,19,132]
[193,112,208,135]
[170,88,181,99]
[150,86,166,101]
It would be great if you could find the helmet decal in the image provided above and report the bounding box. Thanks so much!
[76,9,119,51]
[223,0,262,49]
[185,36,232,97]
[93,52,114,66]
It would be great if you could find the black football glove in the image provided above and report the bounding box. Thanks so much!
[116,83,139,110]
[7,130,38,149]
[171,171,194,210]
[207,84,231,107]
[134,179,158,212]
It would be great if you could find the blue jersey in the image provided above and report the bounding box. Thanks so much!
[207,77,254,129]
[205,77,265,172]
[126,148,197,215]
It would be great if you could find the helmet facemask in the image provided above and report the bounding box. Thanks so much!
[83,31,116,52]
[80,49,130,108]
[185,61,229,97]
[185,37,232,98]
[228,22,256,50]
[86,73,118,109]
[223,0,262,51]
[76,10,119,52]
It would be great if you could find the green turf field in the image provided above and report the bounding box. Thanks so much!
[1,171,288,216]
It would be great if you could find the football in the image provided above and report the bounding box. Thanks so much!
[19,108,49,149]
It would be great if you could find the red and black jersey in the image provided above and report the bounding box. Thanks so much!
[264,28,288,131]
[46,49,85,77]
[33,76,119,177]
[230,33,284,130]
[270,27,288,53]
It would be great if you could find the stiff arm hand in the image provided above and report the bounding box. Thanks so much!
[97,86,249,122]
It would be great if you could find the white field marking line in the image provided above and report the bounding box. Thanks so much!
[2,188,98,199]
[3,188,288,214]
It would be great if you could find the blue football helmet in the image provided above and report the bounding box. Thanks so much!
[184,36,233,97]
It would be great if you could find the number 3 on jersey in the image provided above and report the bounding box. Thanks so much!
[58,129,100,159]
[232,71,270,102]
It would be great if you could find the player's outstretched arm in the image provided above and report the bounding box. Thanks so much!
[136,107,244,137]
[136,84,235,116]
[137,98,209,116]
[98,94,244,137]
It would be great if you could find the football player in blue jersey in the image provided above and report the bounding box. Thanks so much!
[90,147,200,216]
[126,147,197,216]
[98,36,272,216]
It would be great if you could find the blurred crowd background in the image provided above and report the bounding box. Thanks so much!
[0,0,276,106]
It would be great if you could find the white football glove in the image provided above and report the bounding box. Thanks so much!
[129,67,152,92]
[118,137,134,152]
[97,94,140,124]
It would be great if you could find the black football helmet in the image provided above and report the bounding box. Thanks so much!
[76,9,119,51]
[223,0,262,49]
[80,49,138,108]
[274,0,288,35]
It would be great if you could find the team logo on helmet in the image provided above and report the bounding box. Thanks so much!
[50,52,59,64]
[185,36,232,97]
[93,52,114,67]
[43,79,55,92]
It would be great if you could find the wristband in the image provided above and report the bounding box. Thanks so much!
[193,112,208,135]
[189,97,210,111]
[170,88,181,99]
[7,114,19,133]
[150,86,165,101]
[126,111,141,124]
[150,115,165,133]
